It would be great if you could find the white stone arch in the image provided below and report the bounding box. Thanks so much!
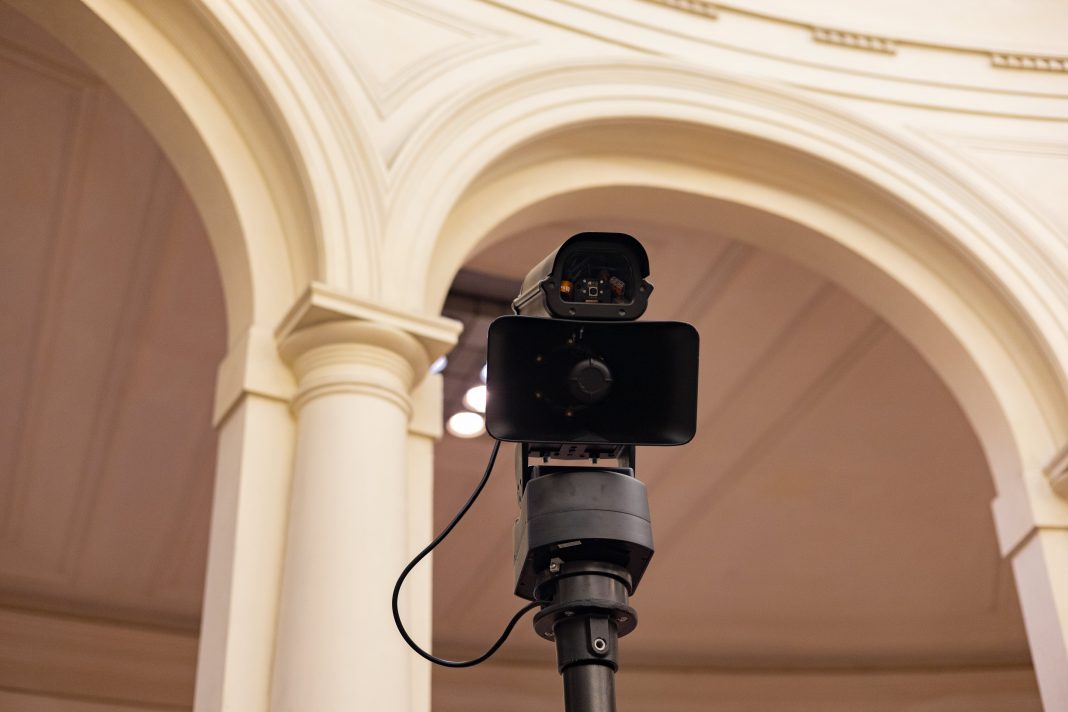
[390,58,1068,508]
[388,58,1068,705]
[7,0,327,345]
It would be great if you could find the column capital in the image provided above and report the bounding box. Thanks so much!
[213,286,462,424]
[276,282,462,363]
[279,321,418,417]
[276,284,463,416]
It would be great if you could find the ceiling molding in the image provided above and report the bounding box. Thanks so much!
[298,0,522,121]
[431,656,1040,711]
[650,290,885,547]
[515,0,1068,106]
[277,281,463,361]
[144,425,215,609]
[0,35,98,87]
[673,241,754,324]
[0,56,97,547]
[0,605,195,709]
[662,320,888,539]
[58,157,178,582]
[912,129,1068,310]
[628,0,1067,59]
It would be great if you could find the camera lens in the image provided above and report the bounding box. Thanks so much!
[558,250,633,305]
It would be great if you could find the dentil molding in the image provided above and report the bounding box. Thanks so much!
[641,0,717,18]
[812,27,896,54]
[991,52,1068,73]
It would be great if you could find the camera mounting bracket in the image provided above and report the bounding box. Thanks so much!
[515,442,636,495]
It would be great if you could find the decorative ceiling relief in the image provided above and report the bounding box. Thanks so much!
[932,132,1068,247]
[302,0,514,118]
[546,0,1066,113]
[0,39,99,580]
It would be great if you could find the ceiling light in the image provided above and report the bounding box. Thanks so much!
[480,363,487,383]
[463,384,487,413]
[447,411,485,438]
[429,355,448,374]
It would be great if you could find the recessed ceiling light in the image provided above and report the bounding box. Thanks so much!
[463,384,487,413]
[446,411,485,438]
[429,355,448,374]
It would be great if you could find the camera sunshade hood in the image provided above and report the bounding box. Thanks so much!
[512,232,653,321]
[486,316,699,447]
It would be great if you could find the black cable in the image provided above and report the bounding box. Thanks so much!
[392,438,544,667]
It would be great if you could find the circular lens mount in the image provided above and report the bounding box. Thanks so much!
[568,358,613,404]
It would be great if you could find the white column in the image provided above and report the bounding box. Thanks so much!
[270,319,432,712]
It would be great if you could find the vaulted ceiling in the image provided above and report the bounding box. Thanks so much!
[0,3,1042,710]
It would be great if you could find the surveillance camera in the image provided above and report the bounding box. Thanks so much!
[486,232,698,453]
[512,232,653,321]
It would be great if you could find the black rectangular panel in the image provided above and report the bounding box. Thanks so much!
[486,316,699,446]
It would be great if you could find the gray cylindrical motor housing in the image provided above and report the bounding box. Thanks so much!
[513,467,654,600]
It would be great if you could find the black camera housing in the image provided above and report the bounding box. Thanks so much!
[512,233,653,321]
[512,465,653,601]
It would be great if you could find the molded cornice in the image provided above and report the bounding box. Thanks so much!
[494,0,1068,116]
[276,282,463,360]
[213,284,461,423]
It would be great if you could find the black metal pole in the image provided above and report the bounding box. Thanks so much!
[553,610,619,712]
[533,565,632,712]
[562,662,616,712]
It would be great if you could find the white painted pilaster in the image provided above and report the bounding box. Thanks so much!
[1011,526,1068,711]
[194,391,295,712]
